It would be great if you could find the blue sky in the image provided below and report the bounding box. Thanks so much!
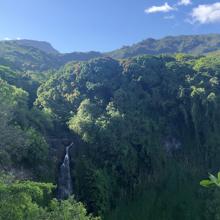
[0,0,220,52]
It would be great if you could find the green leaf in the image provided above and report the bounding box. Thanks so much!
[200,179,214,187]
[209,173,218,184]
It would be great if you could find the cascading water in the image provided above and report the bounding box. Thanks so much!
[57,142,73,199]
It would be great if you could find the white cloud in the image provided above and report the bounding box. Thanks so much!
[178,0,192,6]
[191,2,220,24]
[4,37,11,41]
[16,37,21,40]
[145,2,175,14]
[164,15,175,19]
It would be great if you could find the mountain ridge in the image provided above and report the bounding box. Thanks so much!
[2,33,220,55]
[15,39,59,54]
[1,33,220,71]
[107,33,220,58]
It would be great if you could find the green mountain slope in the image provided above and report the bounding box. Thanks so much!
[0,41,60,71]
[107,34,220,59]
[0,40,102,71]
[13,39,59,54]
[1,34,220,72]
[35,54,220,219]
[2,48,220,219]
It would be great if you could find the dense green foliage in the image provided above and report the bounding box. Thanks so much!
[2,36,220,219]
[0,174,100,220]
[0,78,52,180]
[34,53,220,218]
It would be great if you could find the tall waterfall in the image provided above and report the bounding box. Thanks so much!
[57,142,73,199]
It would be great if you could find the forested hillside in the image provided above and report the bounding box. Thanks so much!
[35,54,220,219]
[107,34,220,58]
[0,40,102,72]
[1,34,220,72]
[1,34,220,219]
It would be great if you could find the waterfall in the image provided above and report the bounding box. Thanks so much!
[57,142,73,199]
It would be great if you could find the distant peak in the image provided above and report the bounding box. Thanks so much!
[12,39,59,54]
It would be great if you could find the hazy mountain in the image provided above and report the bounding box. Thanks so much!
[13,39,59,54]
